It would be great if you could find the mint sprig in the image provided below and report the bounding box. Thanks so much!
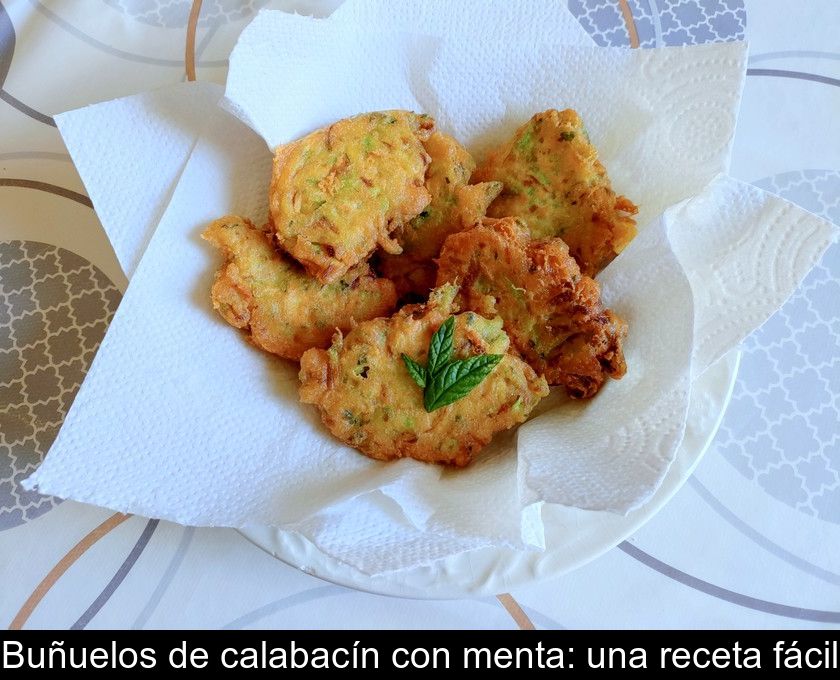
[423,353,503,411]
[426,315,455,375]
[401,316,503,413]
[402,354,427,389]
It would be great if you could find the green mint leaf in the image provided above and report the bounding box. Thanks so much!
[427,316,455,377]
[401,354,427,389]
[424,354,503,412]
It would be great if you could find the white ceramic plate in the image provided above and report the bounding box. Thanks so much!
[241,350,740,598]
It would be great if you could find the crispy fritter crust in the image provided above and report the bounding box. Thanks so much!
[437,217,627,398]
[269,111,434,284]
[378,132,502,299]
[298,285,548,466]
[472,109,638,277]
[397,132,476,260]
[202,216,397,360]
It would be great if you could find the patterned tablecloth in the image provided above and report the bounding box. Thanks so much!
[0,0,837,629]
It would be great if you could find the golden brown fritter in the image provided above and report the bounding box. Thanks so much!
[378,132,502,299]
[472,109,638,277]
[269,110,434,284]
[299,284,548,466]
[202,215,397,360]
[437,217,627,399]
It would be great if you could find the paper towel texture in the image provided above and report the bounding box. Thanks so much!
[667,175,837,376]
[56,82,223,278]
[224,2,593,148]
[27,8,837,573]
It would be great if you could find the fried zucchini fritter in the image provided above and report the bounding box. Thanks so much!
[299,285,548,466]
[472,109,638,277]
[269,110,435,284]
[202,216,396,360]
[437,217,627,399]
[378,132,502,299]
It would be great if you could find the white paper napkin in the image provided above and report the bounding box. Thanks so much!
[55,81,223,278]
[667,174,836,376]
[26,8,837,574]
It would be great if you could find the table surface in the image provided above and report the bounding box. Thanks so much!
[0,0,838,629]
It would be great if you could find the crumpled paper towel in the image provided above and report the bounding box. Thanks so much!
[667,174,836,376]
[55,81,223,278]
[25,7,837,574]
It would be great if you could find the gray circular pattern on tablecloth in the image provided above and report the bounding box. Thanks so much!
[716,171,840,523]
[569,0,745,47]
[102,0,270,29]
[0,241,121,530]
